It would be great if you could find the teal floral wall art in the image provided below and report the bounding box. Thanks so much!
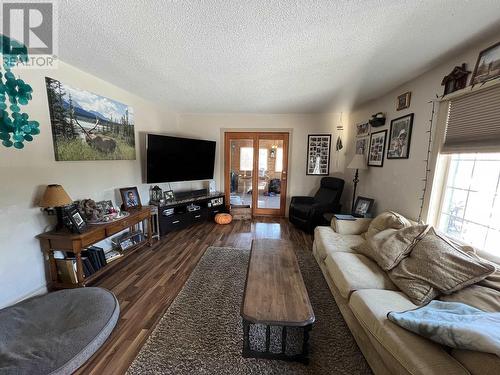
[0,35,40,149]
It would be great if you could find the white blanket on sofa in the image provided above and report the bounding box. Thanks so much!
[388,300,500,356]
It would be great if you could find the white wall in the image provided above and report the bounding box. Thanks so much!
[0,61,182,308]
[343,33,500,220]
[178,113,345,211]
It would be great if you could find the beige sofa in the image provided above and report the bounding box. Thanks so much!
[312,217,500,375]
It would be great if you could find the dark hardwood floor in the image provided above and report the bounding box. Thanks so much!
[76,217,313,375]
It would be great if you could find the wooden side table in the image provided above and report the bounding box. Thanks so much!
[37,206,153,289]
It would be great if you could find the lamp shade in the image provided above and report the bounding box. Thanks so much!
[347,154,368,170]
[39,184,72,208]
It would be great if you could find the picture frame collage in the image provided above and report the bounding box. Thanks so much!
[306,134,331,175]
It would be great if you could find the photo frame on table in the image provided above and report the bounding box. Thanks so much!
[353,196,374,217]
[62,204,87,233]
[119,186,142,210]
[306,134,331,175]
[368,130,387,167]
[387,113,414,159]
[164,190,175,202]
[471,41,500,85]
[355,122,370,137]
[396,91,411,111]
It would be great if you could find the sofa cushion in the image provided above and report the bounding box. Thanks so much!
[439,284,500,312]
[324,253,397,299]
[451,349,500,375]
[349,289,469,375]
[389,227,496,305]
[365,211,412,239]
[314,226,364,260]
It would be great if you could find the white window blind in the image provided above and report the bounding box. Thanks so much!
[442,84,500,154]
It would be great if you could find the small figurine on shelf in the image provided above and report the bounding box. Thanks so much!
[441,63,470,96]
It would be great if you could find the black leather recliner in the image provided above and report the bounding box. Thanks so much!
[289,177,344,232]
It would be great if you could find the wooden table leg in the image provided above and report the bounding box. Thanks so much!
[41,239,57,288]
[146,216,153,246]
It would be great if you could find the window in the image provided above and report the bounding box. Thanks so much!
[239,147,268,171]
[259,148,268,171]
[438,153,500,254]
[240,147,253,171]
[275,147,283,172]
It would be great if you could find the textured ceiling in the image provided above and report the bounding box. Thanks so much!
[58,0,500,113]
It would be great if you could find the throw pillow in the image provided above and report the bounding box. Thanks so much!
[388,227,496,305]
[367,224,430,271]
[364,211,412,239]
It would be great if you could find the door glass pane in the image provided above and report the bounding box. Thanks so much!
[257,139,283,210]
[229,139,253,208]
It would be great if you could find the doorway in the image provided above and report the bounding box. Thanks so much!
[224,132,289,217]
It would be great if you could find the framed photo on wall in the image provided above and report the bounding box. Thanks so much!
[306,134,331,175]
[387,113,414,159]
[355,122,370,137]
[368,130,387,167]
[355,136,369,158]
[396,91,411,111]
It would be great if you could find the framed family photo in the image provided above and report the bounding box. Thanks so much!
[306,134,331,175]
[120,186,142,210]
[368,130,387,167]
[387,113,414,159]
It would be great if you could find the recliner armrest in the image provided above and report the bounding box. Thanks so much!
[331,217,372,235]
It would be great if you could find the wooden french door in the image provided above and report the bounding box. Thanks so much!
[224,132,289,217]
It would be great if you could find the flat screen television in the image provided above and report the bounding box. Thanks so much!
[146,134,216,183]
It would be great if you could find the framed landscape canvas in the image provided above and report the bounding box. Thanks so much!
[368,130,387,167]
[45,77,136,161]
[471,41,500,85]
[306,134,331,175]
[387,113,413,159]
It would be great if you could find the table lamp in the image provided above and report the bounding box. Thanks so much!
[347,154,368,213]
[39,184,73,230]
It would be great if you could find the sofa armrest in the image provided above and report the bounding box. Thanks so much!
[331,217,372,235]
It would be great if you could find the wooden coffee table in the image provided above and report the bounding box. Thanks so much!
[241,239,315,363]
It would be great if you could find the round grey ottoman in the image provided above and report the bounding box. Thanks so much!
[0,287,119,375]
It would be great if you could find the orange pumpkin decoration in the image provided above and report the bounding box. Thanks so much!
[215,213,232,225]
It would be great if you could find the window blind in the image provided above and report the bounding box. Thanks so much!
[442,84,500,153]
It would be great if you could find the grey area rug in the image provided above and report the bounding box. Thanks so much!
[127,245,372,374]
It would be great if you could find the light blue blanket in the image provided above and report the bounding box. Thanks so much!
[388,300,500,356]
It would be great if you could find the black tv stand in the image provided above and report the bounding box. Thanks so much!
[153,192,225,236]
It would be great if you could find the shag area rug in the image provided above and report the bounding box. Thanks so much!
[127,246,372,374]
